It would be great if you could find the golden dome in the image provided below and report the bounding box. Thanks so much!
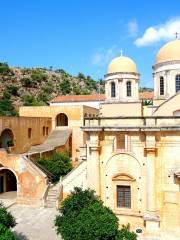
[156,40,180,64]
[108,56,138,74]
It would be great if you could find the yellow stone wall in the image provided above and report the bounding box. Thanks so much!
[0,116,52,153]
[84,130,180,238]
[19,105,99,162]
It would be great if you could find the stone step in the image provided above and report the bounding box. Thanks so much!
[49,189,58,192]
[46,196,57,202]
[45,204,55,208]
[45,202,56,208]
[47,193,57,197]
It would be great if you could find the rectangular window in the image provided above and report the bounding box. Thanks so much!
[160,77,164,95]
[28,128,32,139]
[46,127,49,135]
[126,82,131,97]
[43,126,46,136]
[117,185,131,208]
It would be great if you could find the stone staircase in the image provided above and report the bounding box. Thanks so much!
[44,184,60,208]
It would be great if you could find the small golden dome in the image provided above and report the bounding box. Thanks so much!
[108,56,138,74]
[156,39,180,64]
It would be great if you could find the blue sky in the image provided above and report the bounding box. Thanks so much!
[0,0,180,87]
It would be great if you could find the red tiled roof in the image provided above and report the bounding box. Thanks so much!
[139,91,154,99]
[50,94,106,103]
[51,92,153,103]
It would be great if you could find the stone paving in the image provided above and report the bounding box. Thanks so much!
[0,191,16,207]
[9,204,61,240]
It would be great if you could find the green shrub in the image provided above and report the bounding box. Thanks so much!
[37,152,72,182]
[37,91,49,103]
[116,224,137,240]
[0,224,16,240]
[59,78,71,94]
[0,63,11,75]
[3,90,11,100]
[6,85,19,96]
[21,77,36,88]
[0,203,16,228]
[42,82,54,94]
[22,95,44,106]
[0,98,18,116]
[31,69,48,83]
[55,188,119,240]
[55,188,137,240]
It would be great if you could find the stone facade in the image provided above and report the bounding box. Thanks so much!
[0,149,48,206]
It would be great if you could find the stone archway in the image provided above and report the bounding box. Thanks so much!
[0,129,14,148]
[56,113,68,126]
[0,168,17,199]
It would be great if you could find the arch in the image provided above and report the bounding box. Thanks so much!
[176,75,180,92]
[111,82,116,98]
[0,128,14,148]
[0,167,17,195]
[173,109,180,116]
[126,81,132,97]
[160,76,164,95]
[105,152,141,168]
[56,113,68,126]
[112,173,135,181]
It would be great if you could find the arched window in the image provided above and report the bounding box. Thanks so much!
[126,81,131,97]
[0,129,14,148]
[111,82,116,98]
[160,77,164,95]
[56,113,68,126]
[176,75,180,92]
[0,169,17,194]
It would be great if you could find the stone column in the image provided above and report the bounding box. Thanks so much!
[87,132,101,195]
[145,134,157,212]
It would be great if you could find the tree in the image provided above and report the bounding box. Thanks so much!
[21,77,36,88]
[59,78,71,95]
[37,152,72,183]
[22,95,44,106]
[115,224,137,240]
[0,63,11,75]
[0,98,18,116]
[77,72,86,80]
[0,203,16,240]
[55,188,137,240]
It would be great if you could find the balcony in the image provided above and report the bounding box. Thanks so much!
[83,116,180,132]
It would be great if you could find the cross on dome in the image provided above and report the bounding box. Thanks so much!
[174,32,179,39]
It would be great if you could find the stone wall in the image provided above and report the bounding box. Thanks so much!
[0,116,52,154]
[0,149,48,206]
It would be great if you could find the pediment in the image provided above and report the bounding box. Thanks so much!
[112,173,135,181]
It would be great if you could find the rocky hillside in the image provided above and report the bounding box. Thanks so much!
[0,62,104,115]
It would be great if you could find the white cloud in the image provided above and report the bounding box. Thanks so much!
[92,45,119,66]
[128,19,138,36]
[135,18,180,47]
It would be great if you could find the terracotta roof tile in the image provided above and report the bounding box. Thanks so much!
[51,92,154,103]
[50,94,106,103]
[139,91,154,99]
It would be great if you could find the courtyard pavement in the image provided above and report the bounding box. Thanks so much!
[9,204,61,240]
[0,191,16,207]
